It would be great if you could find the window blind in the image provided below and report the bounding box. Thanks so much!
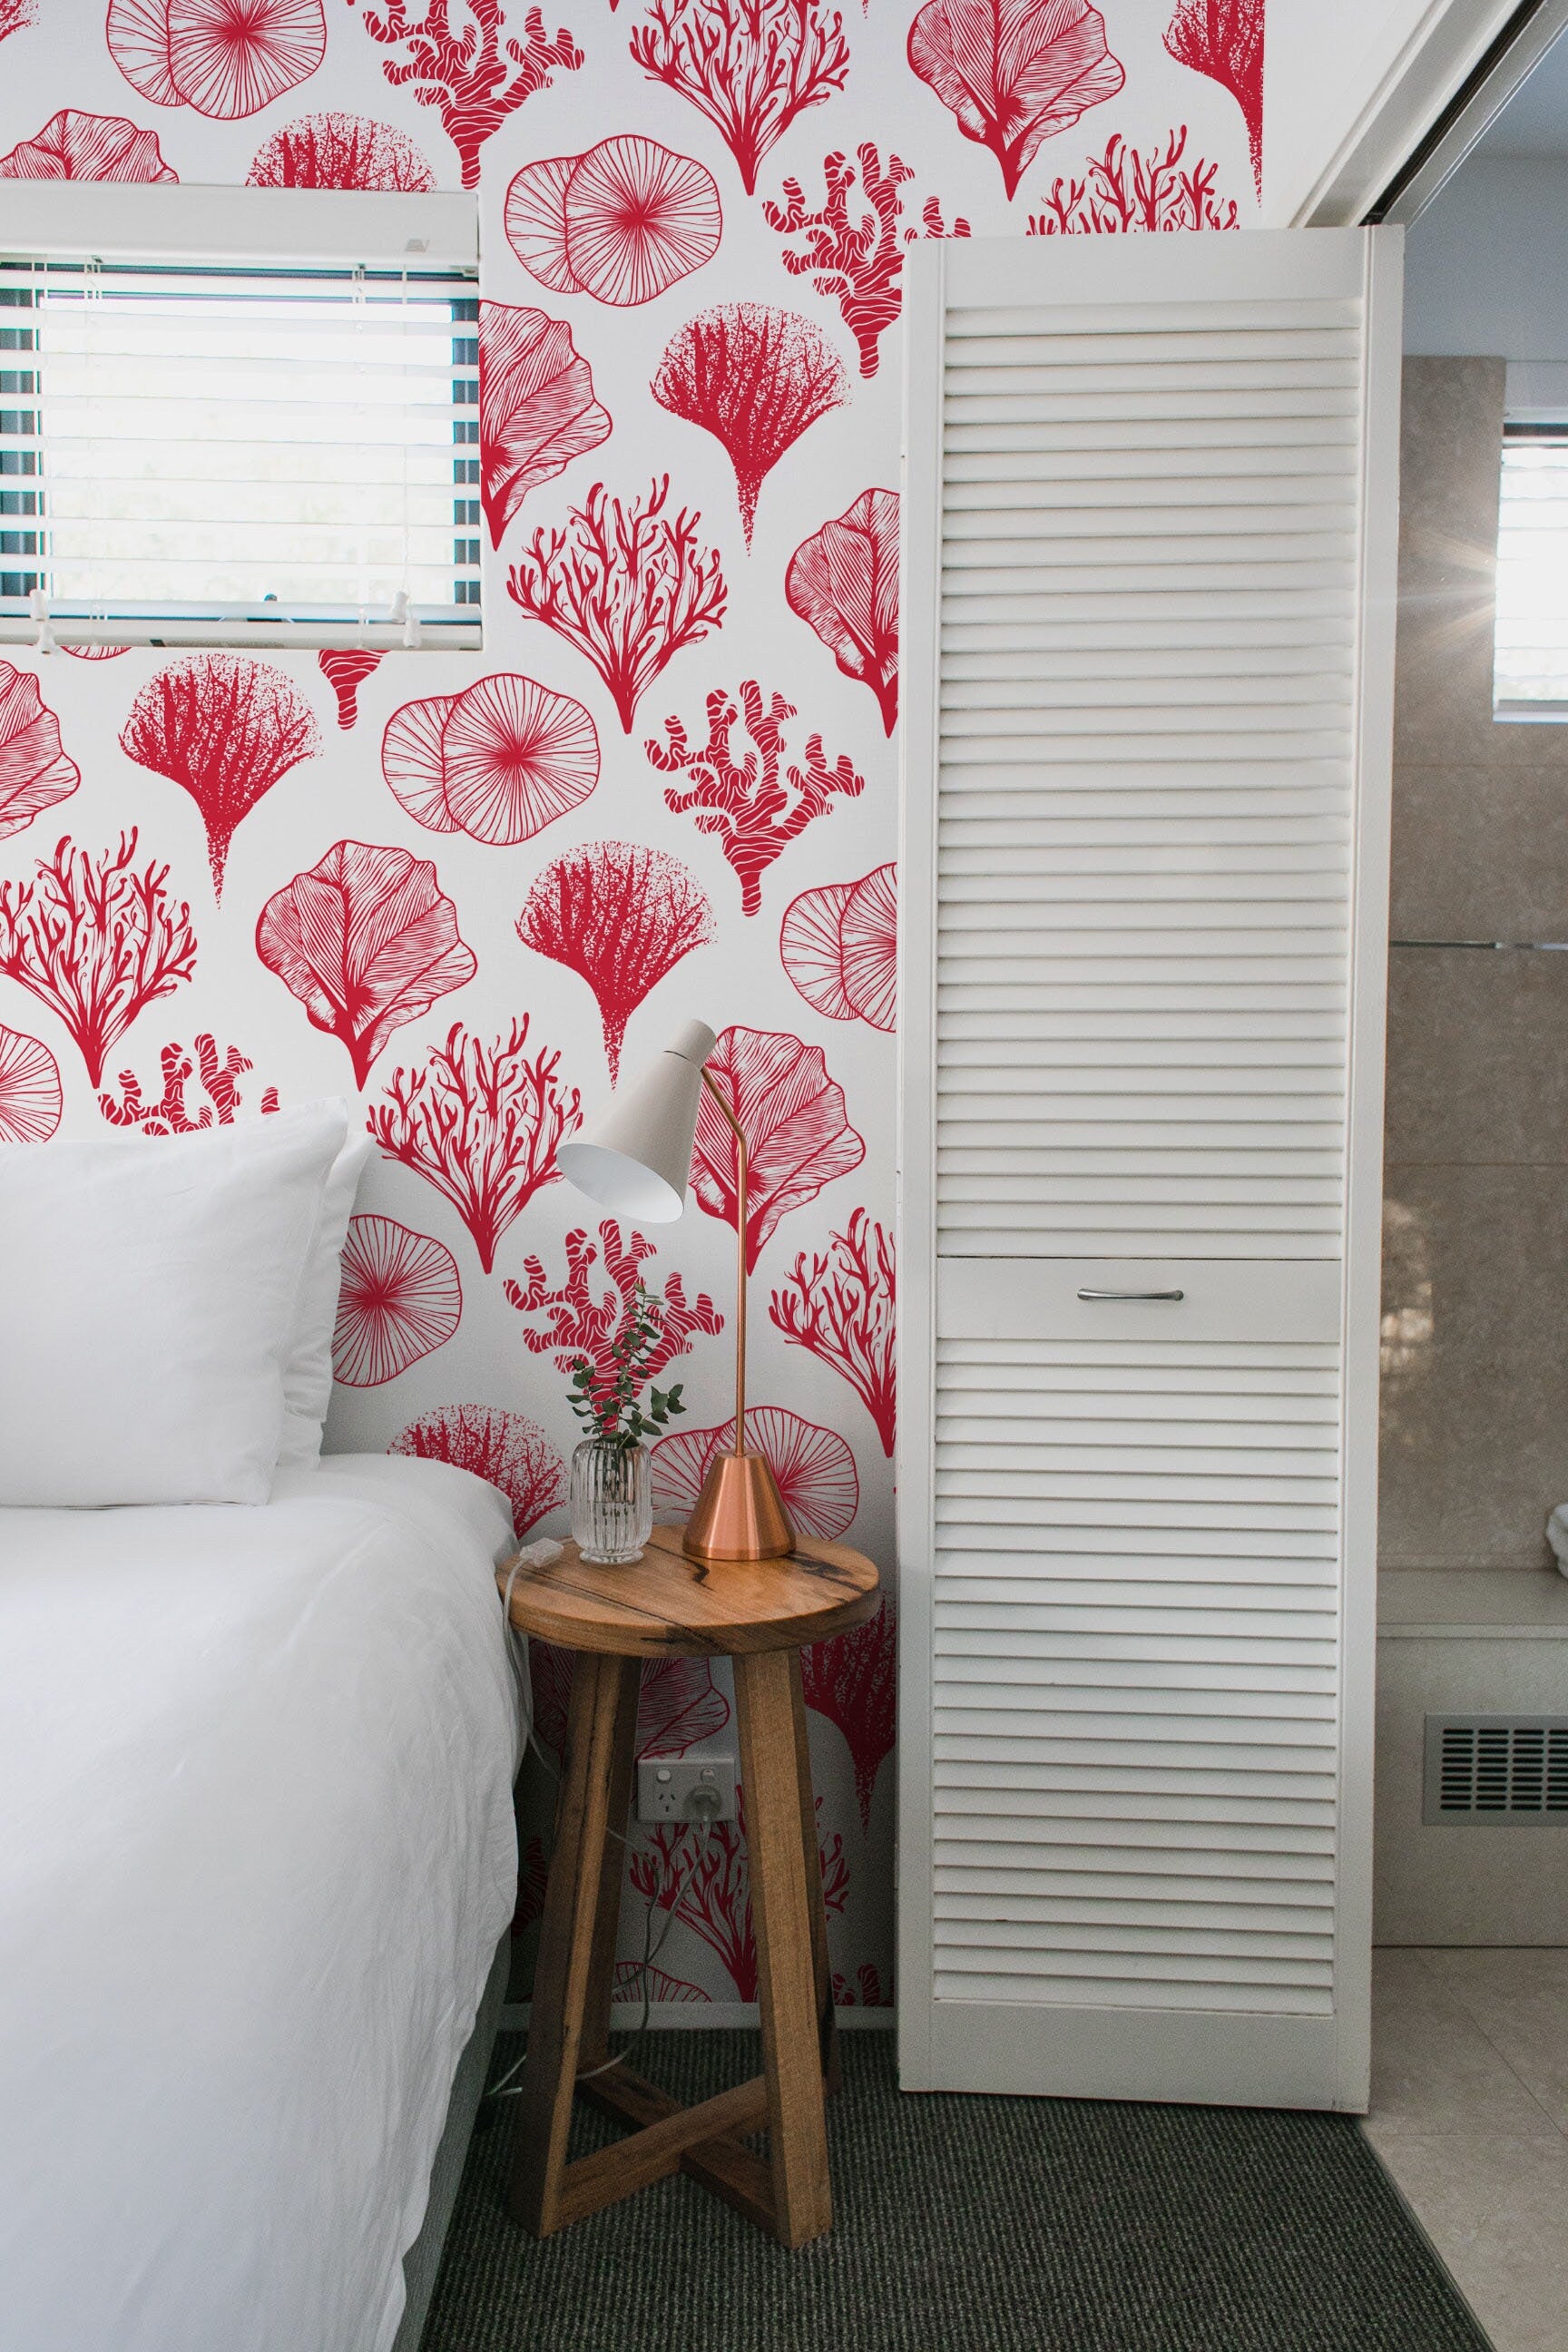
[0,256,480,649]
[1494,425,1568,716]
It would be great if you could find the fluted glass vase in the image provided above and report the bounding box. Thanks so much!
[570,1437,652,1564]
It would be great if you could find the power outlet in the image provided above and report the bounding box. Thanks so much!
[637,1755,737,1825]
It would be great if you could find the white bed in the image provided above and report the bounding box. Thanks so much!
[0,1453,520,2352]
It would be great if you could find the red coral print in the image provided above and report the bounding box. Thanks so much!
[256,840,476,1089]
[0,1025,62,1142]
[0,111,177,181]
[63,645,132,662]
[368,1017,580,1273]
[382,673,598,843]
[506,478,726,735]
[505,136,721,306]
[636,1656,730,1755]
[0,832,197,1088]
[832,1962,888,2006]
[527,1635,573,1753]
[647,681,862,916]
[248,113,436,188]
[118,654,320,898]
[907,0,1124,201]
[382,691,461,833]
[318,649,385,730]
[99,1034,279,1132]
[764,145,967,379]
[353,0,583,188]
[769,1207,895,1455]
[514,1832,549,1933]
[479,302,612,549]
[780,860,896,1031]
[801,1594,895,1826]
[0,0,35,43]
[503,152,582,293]
[629,1794,848,1999]
[0,663,80,842]
[109,0,328,119]
[1027,126,1241,231]
[332,1213,463,1387]
[651,1405,858,1537]
[391,1401,566,1534]
[629,0,849,197]
[652,304,848,548]
[612,1960,710,2002]
[515,840,713,1082]
[785,488,898,735]
[1165,0,1263,198]
[691,1025,864,1271]
[504,1217,722,1416]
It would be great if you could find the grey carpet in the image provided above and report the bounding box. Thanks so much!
[420,2032,1488,2352]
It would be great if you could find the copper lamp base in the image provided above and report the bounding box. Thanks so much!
[683,1450,795,1563]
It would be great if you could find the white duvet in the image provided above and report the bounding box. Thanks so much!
[0,1454,519,2352]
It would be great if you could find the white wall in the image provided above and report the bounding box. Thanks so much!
[1405,154,1568,358]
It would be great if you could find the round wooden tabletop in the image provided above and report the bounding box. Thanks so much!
[497,1526,880,1658]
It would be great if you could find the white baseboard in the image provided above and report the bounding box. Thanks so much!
[498,2000,894,2033]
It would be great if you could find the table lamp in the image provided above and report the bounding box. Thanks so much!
[555,1021,795,1565]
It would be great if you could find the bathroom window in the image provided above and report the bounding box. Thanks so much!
[1494,423,1568,717]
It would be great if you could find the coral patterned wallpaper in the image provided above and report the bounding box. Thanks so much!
[0,0,1263,2010]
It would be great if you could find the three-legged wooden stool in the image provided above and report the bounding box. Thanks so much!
[497,1526,879,2248]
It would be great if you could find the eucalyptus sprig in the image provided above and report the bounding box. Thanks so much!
[567,1280,690,1451]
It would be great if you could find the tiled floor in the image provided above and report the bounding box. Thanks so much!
[1364,1948,1568,2352]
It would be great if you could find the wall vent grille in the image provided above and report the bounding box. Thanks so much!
[1423,1716,1568,1823]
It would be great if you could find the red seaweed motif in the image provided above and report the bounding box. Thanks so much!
[0,1025,62,1142]
[636,1656,730,1755]
[479,302,612,548]
[504,1217,721,1416]
[0,0,35,43]
[119,653,320,897]
[691,1025,863,1271]
[628,1794,848,1998]
[1165,0,1263,198]
[318,649,385,729]
[647,681,862,916]
[769,1207,895,1455]
[612,1960,709,2001]
[764,145,967,378]
[629,0,849,197]
[651,304,848,547]
[779,860,896,1032]
[505,135,722,305]
[256,839,476,1088]
[98,1034,279,1132]
[332,1213,463,1386]
[108,0,328,119]
[801,1593,895,1826]
[1027,126,1240,232]
[515,840,713,1082]
[369,1017,580,1273]
[248,112,436,188]
[391,1401,566,1533]
[907,0,1123,201]
[382,671,599,843]
[785,489,898,735]
[0,111,177,181]
[0,832,197,1087]
[352,0,583,188]
[0,663,79,841]
[832,1962,888,2006]
[506,479,726,735]
[651,1405,858,1537]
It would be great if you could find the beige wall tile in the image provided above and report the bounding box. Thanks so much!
[1385,948,1568,1165]
[1391,767,1568,943]
[1395,358,1508,769]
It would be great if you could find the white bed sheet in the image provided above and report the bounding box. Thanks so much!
[0,1453,519,2352]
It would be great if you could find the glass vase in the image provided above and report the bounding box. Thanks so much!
[570,1437,652,1564]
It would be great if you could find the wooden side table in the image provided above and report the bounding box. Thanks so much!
[497,1525,879,2249]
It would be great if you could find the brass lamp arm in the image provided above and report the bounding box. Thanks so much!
[700,1066,748,1458]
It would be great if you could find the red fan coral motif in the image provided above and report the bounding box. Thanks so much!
[652,1404,858,1536]
[0,832,197,1087]
[119,654,320,897]
[391,1402,566,1534]
[318,649,385,730]
[108,0,328,118]
[505,135,722,306]
[1165,0,1263,197]
[64,645,132,662]
[800,1593,895,1826]
[779,861,896,1031]
[785,489,898,735]
[0,111,177,181]
[651,304,849,547]
[907,0,1124,201]
[369,1017,580,1273]
[647,681,862,916]
[506,479,726,735]
[248,113,436,188]
[636,1656,730,1755]
[256,840,476,1089]
[0,0,35,43]
[99,1034,279,1132]
[630,0,849,197]
[691,1026,864,1271]
[383,672,600,845]
[515,841,713,1082]
[353,0,583,188]
[832,1963,888,2007]
[613,1961,709,2002]
[479,302,612,549]
[769,1207,895,1455]
[764,145,967,379]
[504,1218,722,1417]
[332,1214,463,1387]
[1028,126,1240,232]
[0,1026,62,1143]
[0,663,80,841]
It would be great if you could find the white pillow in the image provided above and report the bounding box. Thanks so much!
[276,1127,372,1475]
[0,1102,348,1507]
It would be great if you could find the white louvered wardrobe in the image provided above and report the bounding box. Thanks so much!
[896,228,1402,2111]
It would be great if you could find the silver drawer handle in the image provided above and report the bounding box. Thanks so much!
[1077,1288,1185,1303]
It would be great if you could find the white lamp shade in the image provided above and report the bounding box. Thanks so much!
[556,1020,717,1223]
